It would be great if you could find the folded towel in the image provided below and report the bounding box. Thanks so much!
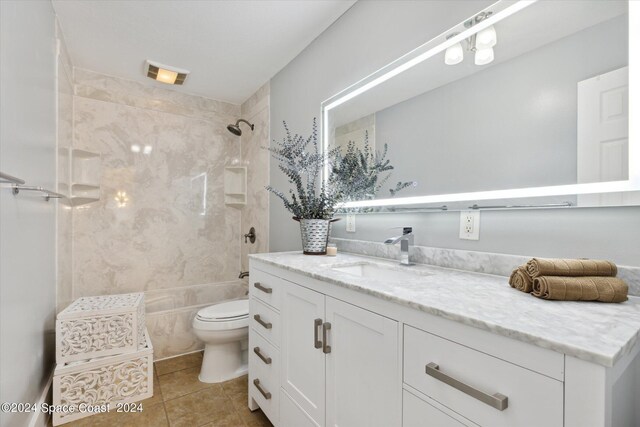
[526,258,617,278]
[532,276,628,303]
[509,266,533,293]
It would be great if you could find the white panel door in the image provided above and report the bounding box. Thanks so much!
[325,297,400,427]
[281,281,326,426]
[578,66,638,205]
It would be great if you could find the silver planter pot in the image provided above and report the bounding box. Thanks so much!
[295,218,338,255]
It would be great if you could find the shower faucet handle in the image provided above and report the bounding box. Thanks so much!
[244,227,256,244]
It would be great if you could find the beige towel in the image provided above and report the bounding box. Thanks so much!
[509,266,533,293]
[526,258,617,278]
[532,276,628,303]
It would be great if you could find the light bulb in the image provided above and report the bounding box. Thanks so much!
[156,69,178,84]
[475,47,494,65]
[444,42,464,65]
[130,144,141,153]
[476,25,497,50]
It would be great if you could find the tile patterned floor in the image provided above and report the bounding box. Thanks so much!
[58,351,272,427]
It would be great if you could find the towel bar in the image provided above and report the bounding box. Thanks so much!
[0,171,25,185]
[12,185,65,202]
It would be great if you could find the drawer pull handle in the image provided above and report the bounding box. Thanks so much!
[253,314,272,329]
[314,319,323,349]
[425,362,508,411]
[322,322,332,354]
[254,282,272,294]
[253,347,272,365]
[253,379,272,400]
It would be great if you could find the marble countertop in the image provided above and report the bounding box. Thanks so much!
[250,251,640,367]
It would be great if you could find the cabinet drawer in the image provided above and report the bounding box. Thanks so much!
[404,325,563,427]
[403,389,474,427]
[249,328,279,386]
[250,297,281,348]
[250,269,284,310]
[248,362,279,424]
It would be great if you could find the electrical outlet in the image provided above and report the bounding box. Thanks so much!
[346,214,356,233]
[459,211,480,240]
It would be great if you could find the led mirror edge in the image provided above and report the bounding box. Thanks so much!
[320,0,534,202]
[321,0,527,111]
[321,0,639,209]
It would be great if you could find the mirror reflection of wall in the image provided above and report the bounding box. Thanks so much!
[377,13,627,198]
[334,114,375,153]
[326,1,633,208]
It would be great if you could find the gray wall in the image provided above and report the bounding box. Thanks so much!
[269,0,640,266]
[377,15,627,196]
[0,1,57,425]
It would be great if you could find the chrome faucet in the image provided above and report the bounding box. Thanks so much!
[384,227,414,266]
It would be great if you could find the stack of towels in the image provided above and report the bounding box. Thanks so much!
[509,258,628,303]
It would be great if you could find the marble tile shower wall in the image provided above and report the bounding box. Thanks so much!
[70,69,265,358]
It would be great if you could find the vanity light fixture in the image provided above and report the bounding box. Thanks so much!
[475,47,495,65]
[444,33,464,65]
[445,11,496,66]
[145,60,189,85]
[476,25,497,49]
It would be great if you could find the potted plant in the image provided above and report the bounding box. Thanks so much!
[266,120,412,254]
[266,119,342,255]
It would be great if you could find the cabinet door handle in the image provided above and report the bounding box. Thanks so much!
[253,378,272,400]
[253,314,272,329]
[254,282,272,294]
[314,319,323,349]
[425,362,508,411]
[253,347,272,365]
[322,322,332,354]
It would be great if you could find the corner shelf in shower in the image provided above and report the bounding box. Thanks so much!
[224,166,247,207]
[70,149,101,206]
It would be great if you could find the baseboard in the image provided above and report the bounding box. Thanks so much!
[154,347,204,362]
[28,371,53,427]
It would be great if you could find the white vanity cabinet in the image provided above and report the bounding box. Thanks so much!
[280,283,399,427]
[248,268,287,423]
[249,257,640,427]
[249,264,401,427]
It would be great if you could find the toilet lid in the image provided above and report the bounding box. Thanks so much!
[196,299,248,321]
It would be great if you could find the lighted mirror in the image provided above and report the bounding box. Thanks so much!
[322,0,639,211]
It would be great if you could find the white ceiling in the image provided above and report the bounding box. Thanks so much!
[52,0,355,104]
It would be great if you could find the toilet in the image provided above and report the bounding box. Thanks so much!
[192,299,249,383]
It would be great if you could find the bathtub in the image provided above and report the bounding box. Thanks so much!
[145,280,248,360]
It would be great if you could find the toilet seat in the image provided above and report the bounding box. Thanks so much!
[193,299,249,331]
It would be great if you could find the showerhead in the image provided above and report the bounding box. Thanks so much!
[227,124,242,136]
[226,119,254,136]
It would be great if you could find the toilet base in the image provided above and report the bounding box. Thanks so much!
[198,339,248,383]
[199,365,248,384]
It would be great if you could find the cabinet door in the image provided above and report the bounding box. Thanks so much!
[325,297,400,427]
[281,281,326,426]
[281,389,321,427]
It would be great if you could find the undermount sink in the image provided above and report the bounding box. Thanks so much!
[330,262,432,281]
